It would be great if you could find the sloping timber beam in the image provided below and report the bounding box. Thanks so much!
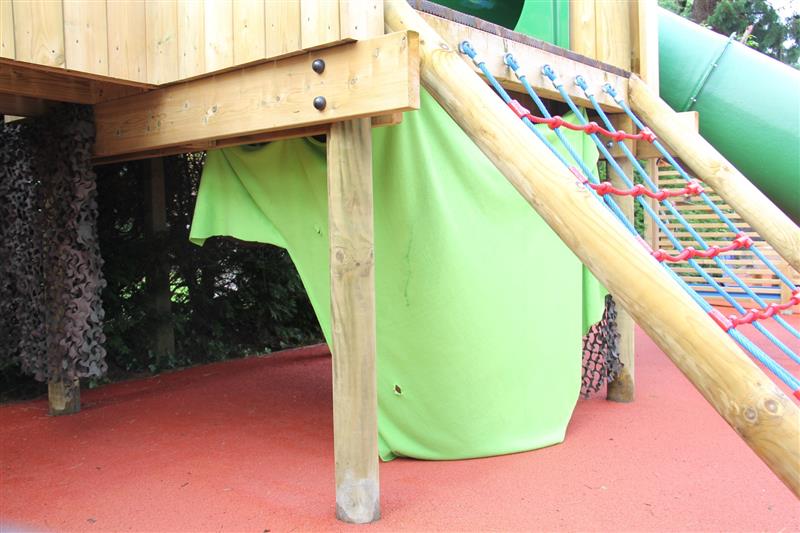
[94,31,420,163]
[416,10,627,111]
[0,58,152,104]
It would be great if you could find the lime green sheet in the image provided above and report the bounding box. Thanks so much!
[190,90,605,460]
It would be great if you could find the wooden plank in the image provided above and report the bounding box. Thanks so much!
[0,0,14,59]
[265,0,301,57]
[420,12,626,112]
[607,157,635,403]
[595,0,631,71]
[0,57,152,104]
[204,0,234,72]
[12,0,65,67]
[146,0,179,83]
[233,0,266,64]
[177,0,204,79]
[339,0,383,40]
[300,0,340,48]
[569,0,595,58]
[328,117,380,524]
[63,0,109,75]
[630,75,800,272]
[108,0,148,82]
[630,0,659,88]
[94,30,420,159]
[385,0,800,498]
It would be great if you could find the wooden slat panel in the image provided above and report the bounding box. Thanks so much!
[146,0,179,83]
[265,0,301,57]
[0,0,14,59]
[654,162,799,305]
[233,0,265,64]
[12,0,65,67]
[63,0,109,75]
[339,0,382,40]
[204,0,233,71]
[178,0,204,79]
[300,0,340,48]
[108,0,148,82]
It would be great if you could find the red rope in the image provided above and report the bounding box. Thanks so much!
[508,100,657,143]
[651,233,753,263]
[589,179,703,200]
[729,290,800,328]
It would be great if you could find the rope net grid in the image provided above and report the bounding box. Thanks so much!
[458,41,800,398]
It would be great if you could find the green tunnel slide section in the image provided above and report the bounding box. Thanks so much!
[658,9,800,223]
[190,90,606,461]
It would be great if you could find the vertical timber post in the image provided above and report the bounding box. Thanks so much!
[145,158,175,365]
[327,0,383,523]
[48,377,80,415]
[327,118,380,523]
[606,156,636,402]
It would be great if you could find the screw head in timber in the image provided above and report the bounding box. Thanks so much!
[313,96,327,111]
[311,58,325,74]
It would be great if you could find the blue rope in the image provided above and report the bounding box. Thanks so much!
[494,51,800,388]
[560,79,800,358]
[604,85,798,293]
[579,83,800,347]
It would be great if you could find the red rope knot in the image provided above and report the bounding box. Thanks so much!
[684,179,704,196]
[640,127,657,143]
[719,289,800,330]
[707,309,733,331]
[611,130,628,142]
[733,232,753,249]
[548,116,565,130]
[584,122,601,134]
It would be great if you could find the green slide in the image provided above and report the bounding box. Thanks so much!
[190,90,606,460]
[658,9,800,222]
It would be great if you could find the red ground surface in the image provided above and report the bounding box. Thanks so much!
[2,319,799,532]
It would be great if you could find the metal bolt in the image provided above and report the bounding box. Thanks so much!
[313,96,327,111]
[311,58,325,74]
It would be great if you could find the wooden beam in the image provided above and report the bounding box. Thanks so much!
[328,117,380,524]
[0,92,51,116]
[606,157,635,403]
[144,158,175,365]
[636,110,698,159]
[93,31,420,161]
[48,377,80,416]
[418,12,627,112]
[0,57,152,104]
[628,74,800,272]
[385,0,800,498]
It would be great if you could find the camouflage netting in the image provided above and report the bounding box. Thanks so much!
[0,106,106,388]
[581,294,622,397]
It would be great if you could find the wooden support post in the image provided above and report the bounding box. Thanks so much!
[327,118,380,524]
[385,0,800,497]
[48,377,80,416]
[606,157,635,403]
[145,158,175,365]
[628,75,800,272]
[643,159,660,250]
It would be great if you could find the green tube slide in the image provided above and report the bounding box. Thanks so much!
[658,9,800,222]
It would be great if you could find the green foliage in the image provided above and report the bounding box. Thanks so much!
[94,153,323,379]
[707,0,799,66]
[658,0,799,68]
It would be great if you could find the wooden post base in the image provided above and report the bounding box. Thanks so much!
[48,377,80,416]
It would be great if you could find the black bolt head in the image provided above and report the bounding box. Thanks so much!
[311,59,325,74]
[313,96,327,111]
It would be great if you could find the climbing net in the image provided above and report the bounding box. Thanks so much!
[458,42,800,400]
